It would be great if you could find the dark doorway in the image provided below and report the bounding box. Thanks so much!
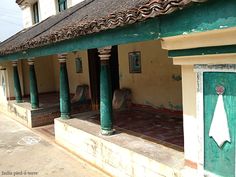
[88,46,120,110]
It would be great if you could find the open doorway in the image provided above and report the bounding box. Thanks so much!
[88,46,120,110]
[0,68,8,104]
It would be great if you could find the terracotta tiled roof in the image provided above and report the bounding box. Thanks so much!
[0,0,206,56]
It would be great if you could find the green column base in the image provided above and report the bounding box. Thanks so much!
[101,129,115,136]
[60,113,70,120]
[31,104,39,109]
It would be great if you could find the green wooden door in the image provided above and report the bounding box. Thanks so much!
[204,72,236,177]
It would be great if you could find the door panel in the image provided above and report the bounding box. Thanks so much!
[109,46,120,94]
[204,72,236,177]
[88,48,100,110]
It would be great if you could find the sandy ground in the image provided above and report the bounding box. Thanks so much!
[0,113,109,177]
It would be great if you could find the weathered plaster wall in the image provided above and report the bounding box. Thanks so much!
[118,40,182,110]
[52,55,60,92]
[163,27,236,166]
[22,57,56,95]
[181,65,198,163]
[161,27,236,50]
[20,0,85,29]
[67,51,90,94]
[22,6,33,28]
[52,50,90,94]
[38,0,57,21]
[173,54,236,65]
[20,0,57,28]
[174,55,236,166]
[11,50,90,96]
[0,61,24,99]
[2,62,17,99]
[5,63,15,99]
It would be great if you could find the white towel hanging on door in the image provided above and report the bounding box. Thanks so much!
[209,94,231,147]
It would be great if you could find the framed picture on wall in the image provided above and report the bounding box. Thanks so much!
[129,51,141,73]
[75,57,83,73]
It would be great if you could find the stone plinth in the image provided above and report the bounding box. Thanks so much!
[55,114,186,177]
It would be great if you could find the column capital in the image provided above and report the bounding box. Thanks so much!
[98,46,112,61]
[27,58,35,65]
[12,60,18,66]
[58,53,67,63]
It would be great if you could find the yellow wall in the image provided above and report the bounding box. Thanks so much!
[181,65,198,163]
[3,41,182,111]
[118,40,182,110]
[0,50,91,99]
[22,56,56,95]
[4,62,17,98]
[0,59,55,98]
[9,50,90,96]
[67,51,90,93]
[0,61,24,99]
[52,55,60,92]
[52,50,90,94]
[181,65,196,117]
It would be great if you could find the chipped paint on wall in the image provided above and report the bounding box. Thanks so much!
[118,40,182,110]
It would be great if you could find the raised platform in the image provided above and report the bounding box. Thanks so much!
[55,112,186,177]
[0,93,91,128]
[92,105,184,149]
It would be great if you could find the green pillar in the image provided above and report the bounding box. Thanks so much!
[28,59,39,109]
[12,61,22,103]
[58,54,71,119]
[98,47,114,135]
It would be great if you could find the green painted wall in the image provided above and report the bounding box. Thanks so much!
[160,0,236,37]
[168,45,236,57]
[204,72,236,177]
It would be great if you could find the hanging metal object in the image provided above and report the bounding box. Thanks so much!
[216,85,225,95]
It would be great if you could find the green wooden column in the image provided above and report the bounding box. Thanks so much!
[58,54,71,119]
[98,47,114,135]
[12,61,22,103]
[28,59,39,109]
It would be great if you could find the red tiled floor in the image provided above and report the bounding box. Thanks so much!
[90,106,184,150]
[23,92,91,112]
[36,106,183,150]
[23,92,60,107]
[31,94,183,150]
[115,108,183,148]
